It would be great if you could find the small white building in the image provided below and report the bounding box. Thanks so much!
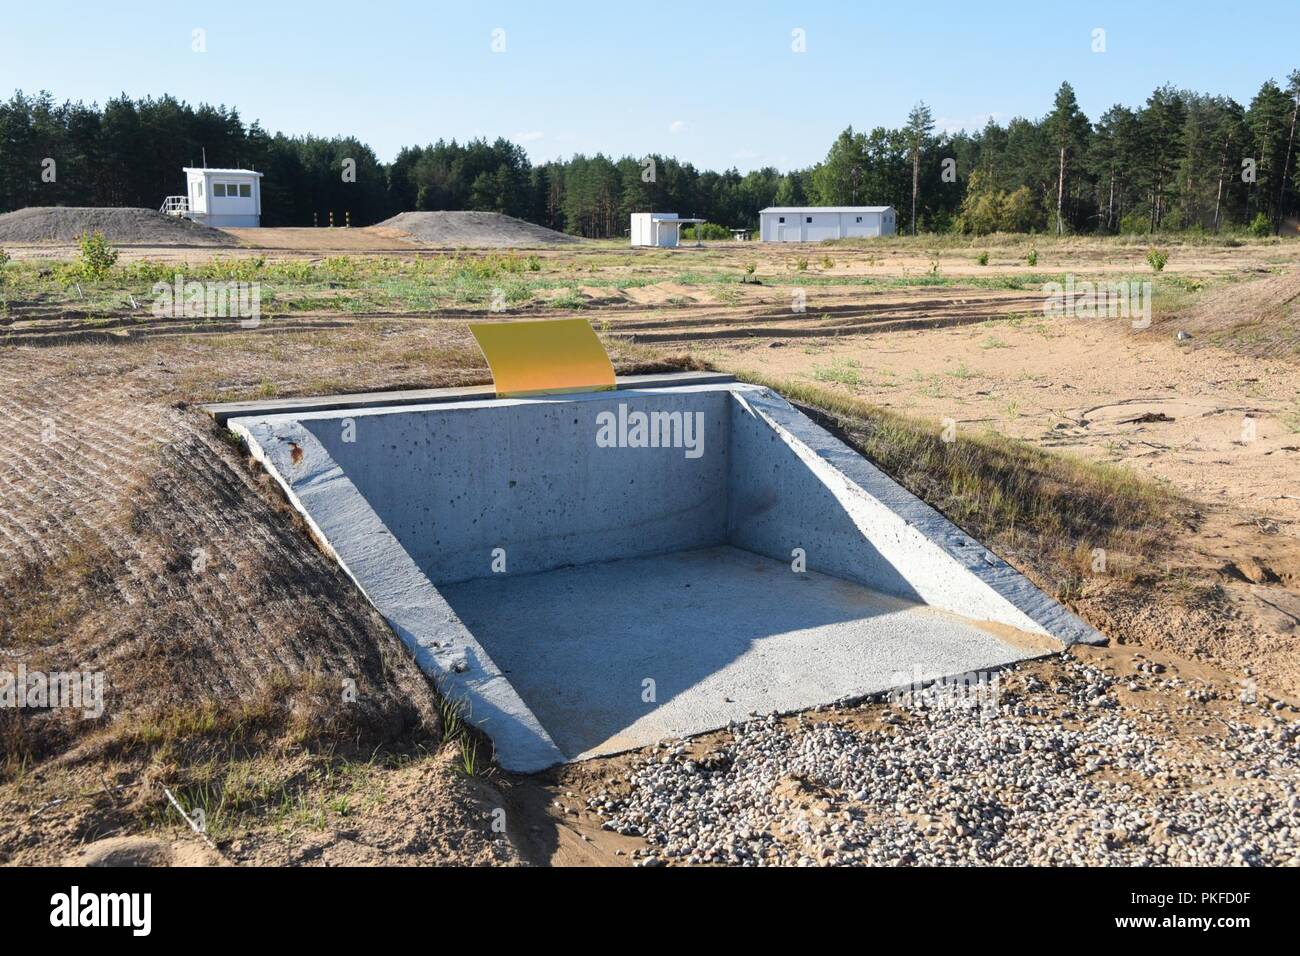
[630,212,705,248]
[759,206,895,242]
[162,168,264,228]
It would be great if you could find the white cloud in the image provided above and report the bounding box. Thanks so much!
[668,119,686,134]
[513,130,545,143]
[732,148,759,160]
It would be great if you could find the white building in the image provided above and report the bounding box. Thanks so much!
[161,168,264,228]
[759,206,895,242]
[630,212,705,248]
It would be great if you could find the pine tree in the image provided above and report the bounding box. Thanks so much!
[905,102,934,235]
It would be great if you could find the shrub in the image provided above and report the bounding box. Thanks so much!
[0,248,9,267]
[682,222,731,241]
[77,231,118,280]
[1146,247,1169,272]
[977,251,989,266]
[795,257,809,271]
[1026,248,1038,267]
[1248,212,1272,238]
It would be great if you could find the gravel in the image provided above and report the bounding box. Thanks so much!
[0,207,237,246]
[378,211,578,247]
[592,655,1300,866]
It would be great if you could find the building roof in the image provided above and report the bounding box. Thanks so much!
[760,206,892,214]
[182,167,264,177]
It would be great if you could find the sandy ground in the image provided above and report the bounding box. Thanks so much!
[694,308,1300,528]
[225,225,429,252]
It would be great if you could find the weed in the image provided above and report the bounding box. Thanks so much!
[811,358,863,386]
[458,736,480,776]
[551,287,585,310]
[77,231,118,280]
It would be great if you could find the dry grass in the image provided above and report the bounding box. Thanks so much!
[0,533,123,649]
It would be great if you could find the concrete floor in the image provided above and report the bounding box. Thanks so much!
[441,546,1042,760]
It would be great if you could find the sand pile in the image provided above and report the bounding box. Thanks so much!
[0,207,237,246]
[1165,269,1300,357]
[378,211,577,247]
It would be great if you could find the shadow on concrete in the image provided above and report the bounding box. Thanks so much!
[726,392,926,602]
[439,545,989,761]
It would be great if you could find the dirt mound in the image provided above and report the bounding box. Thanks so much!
[0,207,237,246]
[378,211,577,248]
[65,835,223,867]
[1163,269,1300,357]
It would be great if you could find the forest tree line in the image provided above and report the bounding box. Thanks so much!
[1,72,1297,237]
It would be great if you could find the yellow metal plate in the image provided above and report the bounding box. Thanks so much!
[469,319,616,398]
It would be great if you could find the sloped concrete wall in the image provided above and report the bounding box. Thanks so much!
[727,387,1102,645]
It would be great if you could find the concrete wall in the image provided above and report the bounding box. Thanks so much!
[727,396,923,599]
[302,388,732,585]
[228,379,1103,771]
[232,382,1103,638]
[250,382,1099,639]
[726,387,1101,644]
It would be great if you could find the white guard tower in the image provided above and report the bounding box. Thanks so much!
[161,167,263,227]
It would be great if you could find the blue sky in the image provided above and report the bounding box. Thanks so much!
[3,1,1297,171]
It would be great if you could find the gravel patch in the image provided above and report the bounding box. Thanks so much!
[0,207,236,246]
[378,211,577,247]
[593,655,1300,866]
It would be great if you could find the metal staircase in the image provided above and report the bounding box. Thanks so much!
[159,196,190,216]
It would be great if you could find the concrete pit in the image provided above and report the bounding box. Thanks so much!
[218,375,1102,771]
